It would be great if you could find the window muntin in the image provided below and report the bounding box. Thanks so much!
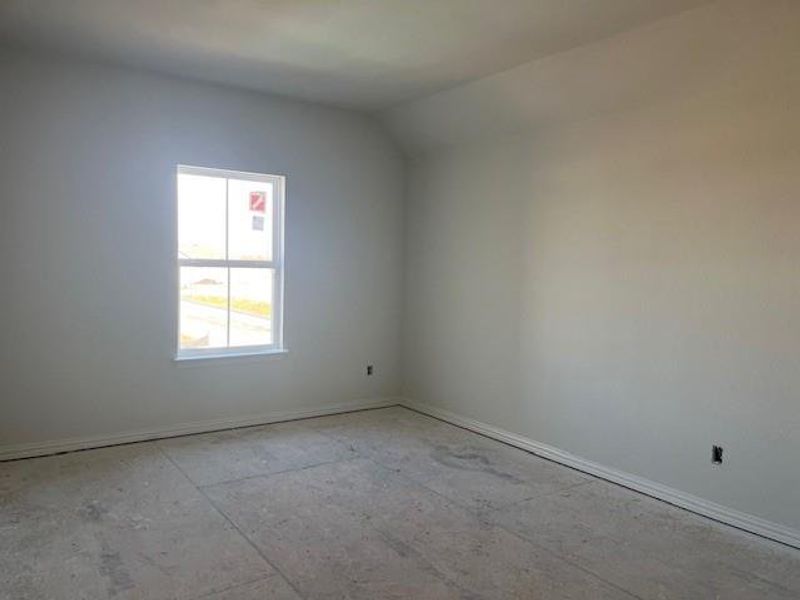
[177,165,284,359]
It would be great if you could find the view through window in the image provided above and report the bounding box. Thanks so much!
[177,165,284,358]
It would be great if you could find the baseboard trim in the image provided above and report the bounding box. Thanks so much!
[400,399,800,550]
[0,398,398,462]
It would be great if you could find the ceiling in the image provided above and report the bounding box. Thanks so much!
[0,0,710,110]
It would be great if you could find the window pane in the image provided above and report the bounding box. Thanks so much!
[229,268,273,347]
[228,178,273,261]
[179,267,228,349]
[178,173,226,259]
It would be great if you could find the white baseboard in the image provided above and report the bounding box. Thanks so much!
[0,398,398,462]
[399,399,800,550]
[6,397,798,550]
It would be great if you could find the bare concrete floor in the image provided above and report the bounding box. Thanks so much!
[2,406,799,599]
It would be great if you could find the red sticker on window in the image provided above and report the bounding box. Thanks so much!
[249,191,266,213]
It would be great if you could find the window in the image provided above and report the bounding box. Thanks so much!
[176,165,285,359]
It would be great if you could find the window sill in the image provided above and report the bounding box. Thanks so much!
[174,348,289,364]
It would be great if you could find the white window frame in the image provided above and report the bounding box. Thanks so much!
[175,164,286,360]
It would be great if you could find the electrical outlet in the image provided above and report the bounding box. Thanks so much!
[712,445,723,465]
[366,365,374,376]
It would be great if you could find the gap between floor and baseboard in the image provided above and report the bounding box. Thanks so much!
[0,398,397,462]
[397,399,800,551]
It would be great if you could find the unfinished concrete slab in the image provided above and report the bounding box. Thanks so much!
[157,419,357,486]
[203,458,628,599]
[489,478,800,599]
[306,406,591,511]
[198,575,302,599]
[2,407,799,599]
[0,444,275,599]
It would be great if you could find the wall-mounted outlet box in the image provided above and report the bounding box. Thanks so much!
[712,445,723,465]
[366,365,374,376]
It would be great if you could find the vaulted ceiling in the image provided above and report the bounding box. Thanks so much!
[0,0,710,109]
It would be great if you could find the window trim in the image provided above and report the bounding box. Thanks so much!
[175,164,286,361]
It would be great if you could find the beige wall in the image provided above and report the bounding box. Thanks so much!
[0,51,404,449]
[400,0,800,531]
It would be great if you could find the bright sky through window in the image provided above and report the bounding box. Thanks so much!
[176,165,284,359]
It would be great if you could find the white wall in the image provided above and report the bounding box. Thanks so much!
[2,0,798,539]
[0,50,404,449]
[397,0,800,532]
